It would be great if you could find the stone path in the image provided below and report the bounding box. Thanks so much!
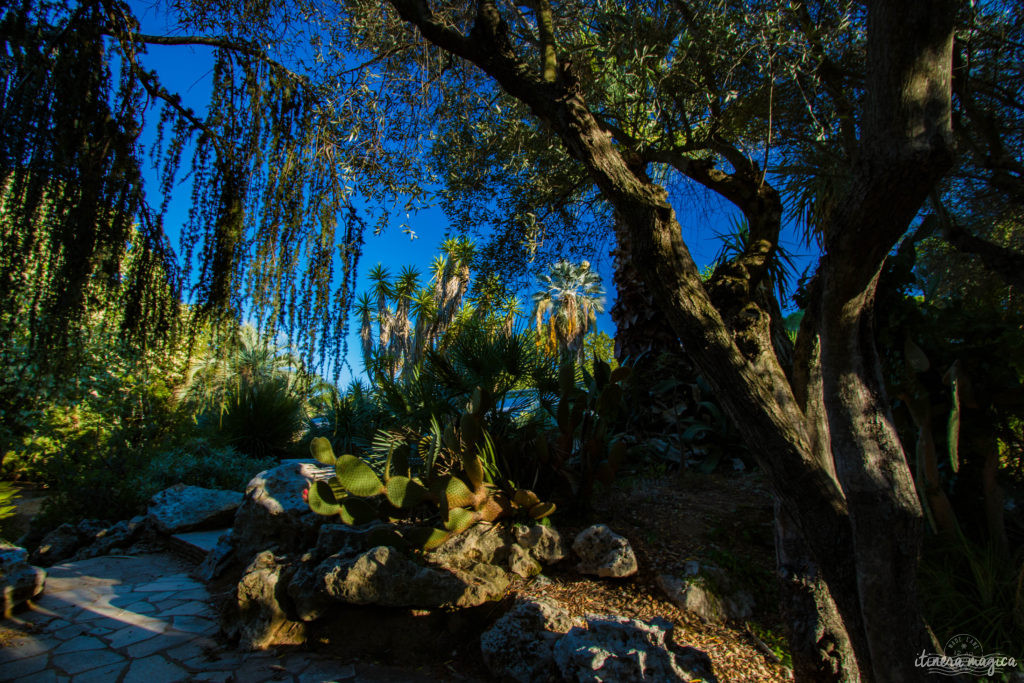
[0,553,430,682]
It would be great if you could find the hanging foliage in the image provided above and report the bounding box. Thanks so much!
[0,0,378,378]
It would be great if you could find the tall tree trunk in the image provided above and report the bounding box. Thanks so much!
[610,217,682,363]
[387,0,959,678]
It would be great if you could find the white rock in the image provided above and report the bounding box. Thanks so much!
[572,524,637,578]
[147,484,241,534]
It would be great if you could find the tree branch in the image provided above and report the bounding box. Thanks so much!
[932,194,1024,290]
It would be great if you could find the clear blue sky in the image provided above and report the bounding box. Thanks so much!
[128,2,817,385]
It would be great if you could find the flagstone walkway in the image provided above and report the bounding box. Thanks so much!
[0,553,428,682]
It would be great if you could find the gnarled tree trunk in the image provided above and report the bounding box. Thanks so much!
[387,0,958,679]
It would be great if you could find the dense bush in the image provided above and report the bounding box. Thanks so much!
[1,340,188,482]
[34,437,276,530]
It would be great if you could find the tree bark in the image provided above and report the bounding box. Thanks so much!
[385,0,959,679]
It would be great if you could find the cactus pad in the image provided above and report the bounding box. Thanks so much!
[340,497,379,525]
[309,436,337,466]
[528,501,556,519]
[336,454,385,497]
[307,480,342,516]
[444,507,478,534]
[405,526,451,551]
[385,476,427,508]
[445,477,477,508]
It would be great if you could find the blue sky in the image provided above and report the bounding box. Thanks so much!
[128,2,817,385]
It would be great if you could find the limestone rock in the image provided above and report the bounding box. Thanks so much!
[229,551,306,650]
[147,484,241,534]
[318,545,508,608]
[286,560,327,622]
[1,543,46,617]
[310,522,387,563]
[74,516,147,561]
[553,615,717,682]
[572,524,637,578]
[192,529,235,583]
[657,574,726,623]
[30,523,82,566]
[508,544,542,579]
[658,563,756,623]
[232,461,327,563]
[426,522,513,572]
[515,524,566,565]
[480,597,583,682]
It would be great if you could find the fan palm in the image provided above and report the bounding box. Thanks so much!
[181,325,308,458]
[532,260,606,361]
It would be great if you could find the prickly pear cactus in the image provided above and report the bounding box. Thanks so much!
[304,426,555,552]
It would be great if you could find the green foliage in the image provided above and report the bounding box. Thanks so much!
[304,381,384,457]
[182,326,312,459]
[305,391,556,551]
[678,377,750,474]
[0,481,19,540]
[583,332,619,371]
[746,622,794,671]
[531,358,632,510]
[1,339,188,482]
[138,439,277,494]
[919,535,1024,655]
[1,2,374,378]
[35,437,274,530]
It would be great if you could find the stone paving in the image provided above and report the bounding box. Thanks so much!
[0,553,429,682]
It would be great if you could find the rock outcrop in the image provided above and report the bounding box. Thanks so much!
[480,597,717,682]
[313,545,509,609]
[231,461,328,564]
[147,484,242,534]
[1,542,46,617]
[572,524,638,578]
[480,597,583,682]
[553,614,717,682]
[657,562,755,624]
[30,517,145,566]
[229,551,306,651]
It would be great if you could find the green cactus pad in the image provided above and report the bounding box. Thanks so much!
[336,454,385,497]
[444,507,478,534]
[529,501,556,519]
[340,497,379,525]
[445,477,477,508]
[307,480,342,516]
[405,526,450,551]
[385,476,427,508]
[513,489,541,509]
[309,437,337,466]
[462,450,486,489]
